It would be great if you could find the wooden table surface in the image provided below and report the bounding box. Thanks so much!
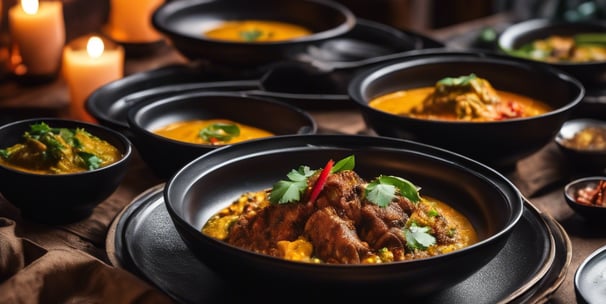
[1,13,604,303]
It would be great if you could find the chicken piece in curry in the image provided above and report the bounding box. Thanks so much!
[369,74,550,122]
[0,122,122,174]
[202,155,477,264]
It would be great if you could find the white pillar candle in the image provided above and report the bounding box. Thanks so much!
[62,35,124,122]
[8,0,65,79]
[105,0,164,43]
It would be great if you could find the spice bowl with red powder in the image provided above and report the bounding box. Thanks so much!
[564,176,606,224]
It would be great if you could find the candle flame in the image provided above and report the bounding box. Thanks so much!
[21,0,39,15]
[86,36,104,59]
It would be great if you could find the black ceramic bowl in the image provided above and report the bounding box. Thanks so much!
[164,134,524,299]
[348,50,584,169]
[564,176,606,224]
[0,118,132,224]
[152,0,356,67]
[127,92,317,179]
[555,118,606,171]
[498,19,606,105]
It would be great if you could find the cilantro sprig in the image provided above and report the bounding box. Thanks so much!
[366,175,421,207]
[269,155,354,205]
[199,123,240,144]
[405,223,436,250]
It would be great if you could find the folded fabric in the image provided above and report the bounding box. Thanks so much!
[0,218,174,304]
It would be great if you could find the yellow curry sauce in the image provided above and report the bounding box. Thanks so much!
[204,20,312,42]
[0,123,122,174]
[369,74,551,122]
[152,119,274,145]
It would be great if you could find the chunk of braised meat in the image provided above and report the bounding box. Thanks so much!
[304,206,372,263]
[310,169,364,221]
[226,201,313,257]
[358,200,410,260]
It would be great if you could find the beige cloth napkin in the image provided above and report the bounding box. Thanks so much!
[0,218,173,304]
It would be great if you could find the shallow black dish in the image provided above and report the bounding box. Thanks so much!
[348,50,584,169]
[555,118,606,171]
[163,134,523,298]
[108,184,570,303]
[575,244,606,304]
[0,118,132,224]
[127,92,317,179]
[152,0,356,67]
[498,19,606,89]
[564,176,606,224]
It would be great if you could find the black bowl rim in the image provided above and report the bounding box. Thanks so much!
[347,50,585,126]
[564,176,606,209]
[126,91,318,149]
[555,118,606,155]
[0,118,133,176]
[498,18,606,67]
[164,133,524,269]
[152,0,357,46]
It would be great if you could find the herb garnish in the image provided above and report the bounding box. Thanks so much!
[268,155,421,207]
[404,223,437,250]
[239,29,264,41]
[199,123,240,144]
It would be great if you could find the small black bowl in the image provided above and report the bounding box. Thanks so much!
[564,176,606,224]
[498,19,606,89]
[348,50,584,169]
[152,0,356,68]
[555,118,606,171]
[127,92,317,179]
[164,134,523,299]
[0,118,132,224]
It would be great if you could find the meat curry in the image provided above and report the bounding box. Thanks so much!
[202,155,478,264]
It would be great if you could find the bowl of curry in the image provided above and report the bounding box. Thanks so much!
[348,50,584,169]
[151,0,356,67]
[0,118,132,223]
[164,134,524,298]
[126,92,317,179]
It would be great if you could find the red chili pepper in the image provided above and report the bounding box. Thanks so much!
[308,159,334,204]
[209,137,218,144]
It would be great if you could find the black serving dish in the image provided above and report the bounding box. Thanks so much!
[498,19,606,89]
[0,118,132,224]
[348,50,584,170]
[152,0,356,68]
[126,92,317,179]
[564,176,606,224]
[555,118,606,171]
[108,183,570,303]
[163,134,523,298]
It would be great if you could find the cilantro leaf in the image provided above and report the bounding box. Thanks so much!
[239,29,263,41]
[199,123,240,143]
[405,223,436,250]
[78,152,103,170]
[331,155,355,173]
[269,165,317,204]
[366,182,396,207]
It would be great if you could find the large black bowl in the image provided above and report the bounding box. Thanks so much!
[348,50,584,169]
[164,134,524,299]
[0,118,132,223]
[127,92,317,179]
[152,0,356,68]
[498,19,606,90]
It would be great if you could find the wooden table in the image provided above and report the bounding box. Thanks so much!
[1,13,604,303]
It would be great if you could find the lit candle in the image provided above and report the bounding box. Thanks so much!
[8,0,65,81]
[62,35,124,122]
[105,0,163,43]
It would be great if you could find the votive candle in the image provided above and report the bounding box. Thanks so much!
[8,0,65,81]
[62,35,124,122]
[105,0,163,43]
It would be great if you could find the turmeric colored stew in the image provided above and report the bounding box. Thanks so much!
[510,33,606,63]
[0,122,122,174]
[202,155,478,264]
[369,74,550,122]
[152,119,274,145]
[204,20,312,42]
